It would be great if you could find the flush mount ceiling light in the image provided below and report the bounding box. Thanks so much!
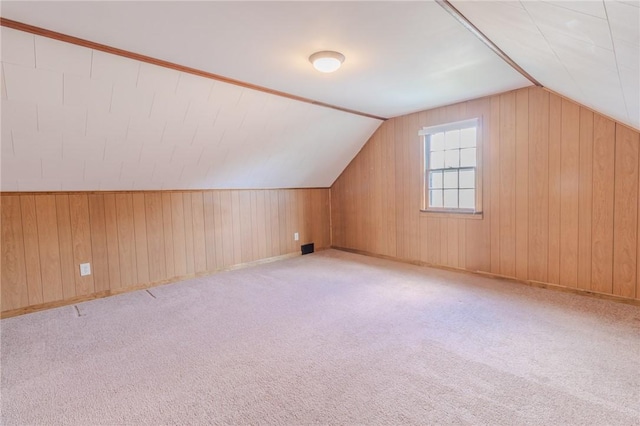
[309,51,345,73]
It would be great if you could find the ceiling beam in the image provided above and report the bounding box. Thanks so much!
[0,18,388,121]
[436,0,542,88]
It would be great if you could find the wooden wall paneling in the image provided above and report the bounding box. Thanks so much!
[370,131,382,254]
[515,89,529,280]
[395,114,406,258]
[132,193,150,284]
[144,193,166,282]
[458,219,466,269]
[115,194,137,287]
[527,88,549,282]
[255,191,268,259]
[230,191,243,263]
[490,95,501,274]
[547,93,562,284]
[170,192,187,275]
[465,98,491,273]
[409,112,422,261]
[68,194,95,296]
[103,194,122,290]
[559,99,580,288]
[591,115,615,293]
[384,120,397,257]
[20,195,43,305]
[447,218,458,268]
[268,190,281,257]
[577,109,594,290]
[613,124,639,298]
[219,191,235,267]
[203,191,217,270]
[87,194,110,292]
[499,92,516,277]
[182,192,195,274]
[35,195,63,303]
[278,190,289,255]
[239,190,254,263]
[161,193,176,279]
[427,217,441,265]
[191,192,207,273]
[55,195,76,299]
[1,196,28,310]
[211,191,224,268]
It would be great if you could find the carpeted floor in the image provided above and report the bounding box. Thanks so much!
[1,249,639,425]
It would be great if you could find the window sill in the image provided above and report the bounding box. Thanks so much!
[420,210,484,220]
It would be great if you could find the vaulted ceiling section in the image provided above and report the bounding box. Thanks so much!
[0,1,638,191]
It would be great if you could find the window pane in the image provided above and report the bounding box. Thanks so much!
[429,171,443,189]
[444,189,458,208]
[459,169,475,189]
[459,189,475,209]
[460,148,476,167]
[430,151,444,169]
[443,169,458,188]
[430,133,445,151]
[445,130,460,149]
[430,190,443,208]
[444,149,459,168]
[460,127,476,148]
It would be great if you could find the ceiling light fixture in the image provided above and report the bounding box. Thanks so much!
[309,51,345,73]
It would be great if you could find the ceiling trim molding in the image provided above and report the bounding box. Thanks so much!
[435,0,543,88]
[0,17,387,121]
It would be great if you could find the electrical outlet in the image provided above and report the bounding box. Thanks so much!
[294,232,299,241]
[80,263,91,276]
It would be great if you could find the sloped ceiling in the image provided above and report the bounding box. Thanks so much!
[452,0,639,130]
[0,1,530,191]
[3,2,638,192]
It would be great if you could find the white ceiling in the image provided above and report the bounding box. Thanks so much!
[1,26,382,191]
[0,1,637,192]
[452,0,639,130]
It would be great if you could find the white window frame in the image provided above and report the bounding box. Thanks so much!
[420,118,483,215]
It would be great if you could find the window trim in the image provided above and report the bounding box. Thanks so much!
[420,117,483,215]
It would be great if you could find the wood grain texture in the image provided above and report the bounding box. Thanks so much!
[69,194,95,296]
[20,195,43,305]
[115,194,137,288]
[35,195,63,303]
[613,125,639,299]
[1,196,28,311]
[103,194,122,290]
[55,195,76,299]
[330,86,640,301]
[577,109,593,290]
[591,115,615,294]
[527,89,549,282]
[547,93,562,285]
[559,99,580,288]
[1,189,331,313]
[145,193,166,282]
[88,194,110,292]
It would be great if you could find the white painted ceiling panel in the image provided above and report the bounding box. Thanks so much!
[0,1,530,118]
[453,0,640,129]
[0,27,382,191]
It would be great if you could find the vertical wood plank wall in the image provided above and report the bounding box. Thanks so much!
[1,188,330,314]
[331,86,640,301]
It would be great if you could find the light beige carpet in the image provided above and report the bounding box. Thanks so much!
[1,249,639,425]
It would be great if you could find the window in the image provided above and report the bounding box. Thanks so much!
[420,118,481,213]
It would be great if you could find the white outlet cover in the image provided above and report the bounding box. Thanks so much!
[80,263,91,276]
[294,232,299,241]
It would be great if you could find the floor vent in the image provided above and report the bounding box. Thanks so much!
[301,243,314,255]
